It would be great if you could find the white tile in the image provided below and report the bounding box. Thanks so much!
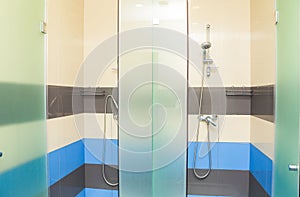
[189,115,251,143]
[47,115,82,153]
[250,116,274,160]
[83,113,118,140]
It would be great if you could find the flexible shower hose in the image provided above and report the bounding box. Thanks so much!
[102,95,119,187]
[193,62,212,180]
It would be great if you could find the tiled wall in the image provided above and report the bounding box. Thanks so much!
[46,0,85,196]
[250,0,275,196]
[189,0,251,87]
[47,0,275,197]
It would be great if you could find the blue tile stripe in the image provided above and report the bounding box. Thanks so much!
[76,188,118,197]
[76,189,85,197]
[77,188,231,197]
[83,139,249,170]
[250,144,273,196]
[188,142,250,170]
[49,139,275,196]
[188,196,230,197]
[84,138,118,165]
[48,140,84,186]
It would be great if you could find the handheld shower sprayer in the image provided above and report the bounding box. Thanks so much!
[201,24,211,50]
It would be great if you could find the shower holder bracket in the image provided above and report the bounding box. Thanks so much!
[206,65,218,77]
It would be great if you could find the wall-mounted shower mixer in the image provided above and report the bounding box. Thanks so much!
[199,115,218,127]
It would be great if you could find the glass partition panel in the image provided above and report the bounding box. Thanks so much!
[119,0,187,197]
[0,0,47,196]
[152,1,187,196]
[274,0,300,196]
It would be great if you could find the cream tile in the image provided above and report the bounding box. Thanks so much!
[189,115,251,143]
[250,116,275,160]
[250,0,276,86]
[47,115,82,153]
[47,0,84,86]
[189,0,251,87]
[83,113,118,140]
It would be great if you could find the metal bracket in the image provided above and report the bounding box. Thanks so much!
[40,21,47,34]
[288,164,299,171]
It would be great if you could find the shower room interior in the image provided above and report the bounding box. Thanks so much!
[46,0,275,196]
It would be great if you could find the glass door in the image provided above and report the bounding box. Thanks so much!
[274,0,300,196]
[0,0,48,196]
[119,0,188,196]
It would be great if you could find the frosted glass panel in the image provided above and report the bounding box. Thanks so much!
[119,0,187,197]
[274,0,300,196]
[119,50,153,197]
[152,1,187,196]
[0,0,47,196]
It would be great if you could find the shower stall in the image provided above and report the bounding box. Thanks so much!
[36,0,299,197]
[2,0,300,196]
[74,0,245,196]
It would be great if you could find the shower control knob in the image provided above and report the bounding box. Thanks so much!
[288,164,299,171]
[0,152,3,158]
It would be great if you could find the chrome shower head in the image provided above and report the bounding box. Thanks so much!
[201,24,211,50]
[201,42,211,50]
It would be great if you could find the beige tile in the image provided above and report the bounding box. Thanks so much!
[189,0,251,87]
[47,0,84,86]
[83,0,118,87]
[251,0,276,86]
[189,115,251,143]
[84,0,117,58]
[47,115,82,153]
[250,116,275,160]
[83,113,118,140]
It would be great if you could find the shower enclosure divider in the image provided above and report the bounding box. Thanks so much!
[118,0,188,196]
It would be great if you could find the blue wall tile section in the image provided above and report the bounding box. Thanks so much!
[76,188,118,197]
[250,144,273,196]
[48,139,273,197]
[76,189,230,197]
[0,156,48,197]
[187,195,230,197]
[76,189,86,197]
[84,138,118,165]
[48,140,84,186]
[188,142,250,170]
[83,139,249,170]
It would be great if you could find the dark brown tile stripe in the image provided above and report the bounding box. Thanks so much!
[249,173,270,197]
[188,87,252,115]
[251,85,275,122]
[85,164,118,191]
[188,169,249,197]
[47,85,274,123]
[47,86,116,119]
[85,164,250,196]
[49,164,269,197]
[47,86,83,119]
[49,165,85,197]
